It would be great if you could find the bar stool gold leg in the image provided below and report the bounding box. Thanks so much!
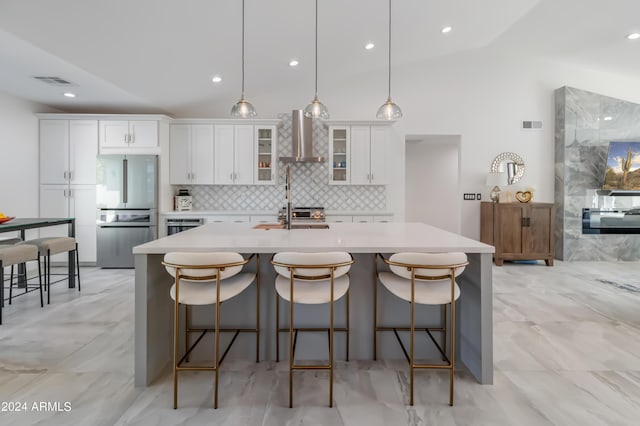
[410,273,415,406]
[345,288,350,362]
[185,305,190,363]
[256,255,260,363]
[276,291,280,363]
[288,276,294,408]
[214,276,221,409]
[373,266,378,360]
[449,275,456,406]
[442,304,447,361]
[173,276,179,409]
[329,275,335,408]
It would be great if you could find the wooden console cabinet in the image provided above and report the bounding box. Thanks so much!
[480,202,555,266]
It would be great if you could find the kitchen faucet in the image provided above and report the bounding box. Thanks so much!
[285,164,292,229]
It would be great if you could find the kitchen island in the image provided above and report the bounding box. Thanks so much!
[133,222,494,386]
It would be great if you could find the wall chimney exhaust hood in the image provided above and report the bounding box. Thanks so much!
[279,110,325,163]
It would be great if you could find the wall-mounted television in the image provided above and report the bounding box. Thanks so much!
[603,141,640,191]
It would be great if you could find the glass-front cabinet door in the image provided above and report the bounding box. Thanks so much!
[254,125,277,184]
[329,126,350,185]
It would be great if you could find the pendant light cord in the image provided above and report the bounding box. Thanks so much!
[241,0,246,98]
[387,0,392,100]
[314,0,319,97]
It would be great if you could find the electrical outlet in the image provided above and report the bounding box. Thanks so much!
[476,193,481,200]
[463,193,476,200]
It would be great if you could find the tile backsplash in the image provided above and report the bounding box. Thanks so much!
[183,113,387,211]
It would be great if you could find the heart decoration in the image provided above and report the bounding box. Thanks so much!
[515,191,532,203]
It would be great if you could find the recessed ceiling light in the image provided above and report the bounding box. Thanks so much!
[365,43,375,50]
[289,60,299,67]
[211,76,222,83]
[441,26,453,34]
[603,116,613,121]
[63,92,76,98]
[627,32,640,40]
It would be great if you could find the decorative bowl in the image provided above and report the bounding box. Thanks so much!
[0,216,15,224]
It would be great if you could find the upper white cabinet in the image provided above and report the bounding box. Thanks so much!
[328,126,350,185]
[169,124,214,185]
[99,120,159,154]
[350,125,388,185]
[254,126,277,185]
[215,124,254,185]
[328,124,389,185]
[40,120,97,185]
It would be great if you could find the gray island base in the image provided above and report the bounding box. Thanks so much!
[133,222,495,387]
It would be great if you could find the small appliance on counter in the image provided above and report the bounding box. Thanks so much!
[174,189,193,211]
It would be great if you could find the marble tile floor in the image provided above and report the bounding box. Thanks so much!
[1,261,640,425]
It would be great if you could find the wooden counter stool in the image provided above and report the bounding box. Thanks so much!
[374,252,468,406]
[23,237,80,304]
[0,244,42,325]
[162,252,260,409]
[271,251,354,408]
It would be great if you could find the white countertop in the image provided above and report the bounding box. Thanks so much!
[134,222,493,254]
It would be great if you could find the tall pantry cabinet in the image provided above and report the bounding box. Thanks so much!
[39,119,98,262]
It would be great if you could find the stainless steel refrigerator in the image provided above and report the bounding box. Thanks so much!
[96,155,158,268]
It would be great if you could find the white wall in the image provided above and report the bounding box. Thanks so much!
[405,136,461,233]
[0,91,55,218]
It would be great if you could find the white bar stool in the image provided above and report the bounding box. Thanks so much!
[162,252,260,409]
[22,237,80,304]
[271,251,354,408]
[0,244,42,324]
[374,252,468,406]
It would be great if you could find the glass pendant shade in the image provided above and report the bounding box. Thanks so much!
[304,96,329,119]
[376,97,402,120]
[231,97,257,118]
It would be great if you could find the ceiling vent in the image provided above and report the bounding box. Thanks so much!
[33,76,75,87]
[522,120,542,129]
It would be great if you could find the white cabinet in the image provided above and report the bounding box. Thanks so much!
[39,184,97,262]
[169,124,214,185]
[329,124,388,185]
[99,120,159,154]
[254,126,277,185]
[40,120,97,185]
[325,215,353,223]
[215,125,254,185]
[350,126,387,185]
[328,126,350,185]
[205,215,250,223]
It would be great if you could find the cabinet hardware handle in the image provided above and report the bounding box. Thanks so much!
[63,189,67,197]
[130,132,134,143]
[63,171,67,180]
[371,173,374,181]
[68,171,72,181]
[68,189,72,198]
[230,173,233,180]
[124,134,128,143]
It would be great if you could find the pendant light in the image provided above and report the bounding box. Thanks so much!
[303,0,329,119]
[376,0,402,120]
[231,0,257,117]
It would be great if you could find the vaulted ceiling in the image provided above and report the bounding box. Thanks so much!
[0,0,639,116]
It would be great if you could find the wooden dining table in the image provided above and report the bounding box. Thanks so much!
[0,217,77,288]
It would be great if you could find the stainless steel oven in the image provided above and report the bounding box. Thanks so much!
[97,208,157,268]
[166,217,205,235]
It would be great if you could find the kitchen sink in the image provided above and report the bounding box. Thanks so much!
[290,223,330,229]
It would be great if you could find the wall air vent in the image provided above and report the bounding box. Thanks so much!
[33,76,75,86]
[522,120,542,129]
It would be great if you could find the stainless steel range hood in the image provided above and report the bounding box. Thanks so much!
[279,110,325,163]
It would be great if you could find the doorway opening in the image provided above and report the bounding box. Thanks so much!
[405,135,461,233]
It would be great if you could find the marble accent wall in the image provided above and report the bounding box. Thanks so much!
[555,86,640,260]
[185,113,386,211]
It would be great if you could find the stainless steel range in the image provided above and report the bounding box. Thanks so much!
[278,206,326,224]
